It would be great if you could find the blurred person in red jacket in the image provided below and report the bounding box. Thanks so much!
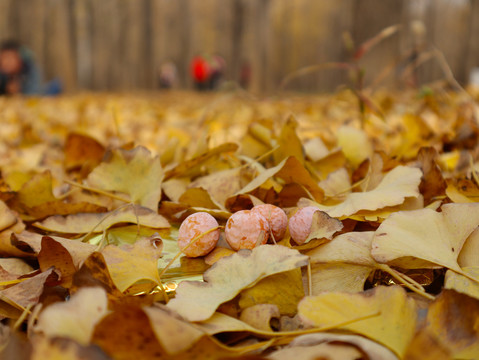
[190,54,225,91]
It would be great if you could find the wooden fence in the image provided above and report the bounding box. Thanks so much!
[0,0,478,93]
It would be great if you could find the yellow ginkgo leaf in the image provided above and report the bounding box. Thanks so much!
[302,165,422,218]
[273,116,305,165]
[425,289,479,359]
[445,267,479,300]
[188,168,244,207]
[318,167,351,200]
[167,245,309,322]
[307,232,377,293]
[298,285,417,358]
[236,156,323,202]
[34,287,108,345]
[0,200,17,232]
[337,125,373,168]
[101,235,163,292]
[459,227,479,267]
[371,203,479,273]
[238,269,304,316]
[239,304,280,332]
[33,205,169,234]
[310,263,372,294]
[271,333,397,360]
[86,146,163,211]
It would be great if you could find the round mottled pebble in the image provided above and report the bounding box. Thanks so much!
[178,212,220,257]
[225,210,269,250]
[251,204,288,241]
[288,206,320,245]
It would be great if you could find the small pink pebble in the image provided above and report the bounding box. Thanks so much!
[288,206,320,245]
[251,204,288,241]
[225,210,269,251]
[178,212,220,257]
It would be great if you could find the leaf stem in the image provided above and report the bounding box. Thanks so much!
[64,179,131,203]
[378,264,435,301]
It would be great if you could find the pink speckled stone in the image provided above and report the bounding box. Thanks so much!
[225,210,269,251]
[251,204,288,241]
[288,206,320,245]
[178,212,220,257]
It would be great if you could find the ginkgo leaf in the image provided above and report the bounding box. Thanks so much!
[337,125,373,167]
[64,132,105,171]
[38,237,76,287]
[298,285,417,357]
[86,146,163,210]
[310,263,373,294]
[31,336,110,360]
[33,205,169,234]
[34,287,108,345]
[371,203,479,272]
[307,232,377,293]
[318,167,351,200]
[16,171,56,208]
[0,268,58,316]
[0,201,17,233]
[178,188,223,210]
[271,333,398,360]
[273,116,305,165]
[167,245,309,322]
[304,210,344,244]
[304,137,330,162]
[164,143,239,180]
[101,235,163,292]
[12,232,96,267]
[459,227,479,267]
[425,289,479,359]
[268,340,363,360]
[445,267,479,300]
[239,304,280,332]
[91,305,167,359]
[188,168,244,207]
[235,156,323,202]
[303,165,422,218]
[238,269,304,316]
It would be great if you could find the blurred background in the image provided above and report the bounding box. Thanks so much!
[0,0,478,94]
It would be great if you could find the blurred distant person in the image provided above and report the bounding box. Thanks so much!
[0,39,61,96]
[239,61,251,89]
[190,54,225,91]
[158,61,178,89]
[0,39,41,95]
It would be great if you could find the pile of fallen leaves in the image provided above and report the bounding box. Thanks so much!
[0,88,479,359]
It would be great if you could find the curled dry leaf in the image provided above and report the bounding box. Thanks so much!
[167,245,309,321]
[38,237,76,287]
[0,268,58,317]
[12,232,96,268]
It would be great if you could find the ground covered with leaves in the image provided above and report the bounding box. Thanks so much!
[0,89,479,359]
